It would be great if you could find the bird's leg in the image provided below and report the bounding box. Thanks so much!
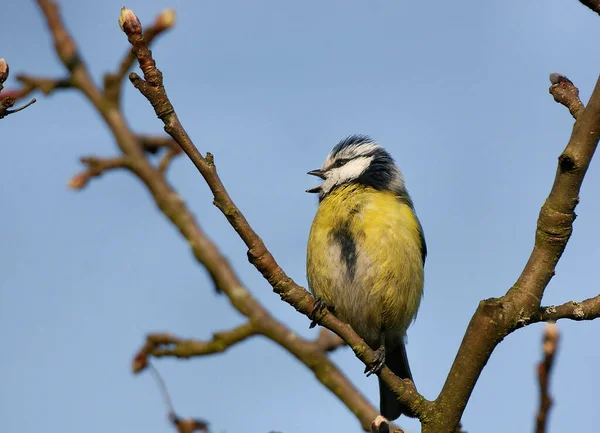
[365,332,386,377]
[309,297,334,329]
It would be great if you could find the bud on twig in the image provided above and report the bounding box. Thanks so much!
[543,322,559,356]
[68,172,88,190]
[549,73,572,86]
[132,351,148,373]
[155,8,176,32]
[119,7,142,36]
[0,58,9,84]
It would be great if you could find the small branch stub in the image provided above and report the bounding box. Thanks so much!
[68,156,130,190]
[549,73,585,119]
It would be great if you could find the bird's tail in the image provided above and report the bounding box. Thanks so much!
[378,342,413,421]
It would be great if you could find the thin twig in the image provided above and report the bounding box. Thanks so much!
[0,59,37,118]
[135,322,257,367]
[158,148,182,174]
[0,96,36,119]
[149,363,210,433]
[540,295,600,321]
[68,156,131,190]
[535,323,560,433]
[149,362,176,415]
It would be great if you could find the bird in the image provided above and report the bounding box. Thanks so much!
[305,134,426,421]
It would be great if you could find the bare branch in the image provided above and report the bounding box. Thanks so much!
[68,156,131,190]
[541,295,600,321]
[431,74,600,432]
[18,74,72,96]
[535,323,560,433]
[36,0,118,126]
[148,363,211,433]
[134,322,257,369]
[149,363,176,414]
[0,96,36,119]
[157,148,182,174]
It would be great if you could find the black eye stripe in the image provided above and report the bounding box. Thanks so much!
[333,159,349,168]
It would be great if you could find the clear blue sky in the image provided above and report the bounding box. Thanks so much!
[1,1,600,432]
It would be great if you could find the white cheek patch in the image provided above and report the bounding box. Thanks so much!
[320,156,373,195]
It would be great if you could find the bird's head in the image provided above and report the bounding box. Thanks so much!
[307,135,405,200]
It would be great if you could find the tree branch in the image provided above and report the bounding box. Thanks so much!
[68,156,131,190]
[134,322,258,369]
[118,6,431,421]
[0,96,36,119]
[430,74,600,432]
[540,295,600,321]
[15,74,71,98]
[148,363,210,433]
[535,323,560,433]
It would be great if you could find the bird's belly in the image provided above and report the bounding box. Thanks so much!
[308,236,423,348]
[306,186,425,348]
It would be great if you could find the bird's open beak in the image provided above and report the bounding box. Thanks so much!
[307,169,326,179]
[306,169,325,194]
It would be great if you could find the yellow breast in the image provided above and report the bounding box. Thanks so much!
[306,184,425,345]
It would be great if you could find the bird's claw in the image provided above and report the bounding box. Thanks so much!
[365,346,386,377]
[309,297,332,329]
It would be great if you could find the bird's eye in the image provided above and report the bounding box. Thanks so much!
[333,159,348,168]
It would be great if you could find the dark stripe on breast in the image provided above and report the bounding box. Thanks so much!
[330,206,360,280]
[331,224,357,280]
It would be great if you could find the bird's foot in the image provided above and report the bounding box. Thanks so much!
[309,297,333,329]
[365,346,386,377]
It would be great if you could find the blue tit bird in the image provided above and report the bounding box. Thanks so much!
[305,135,426,421]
